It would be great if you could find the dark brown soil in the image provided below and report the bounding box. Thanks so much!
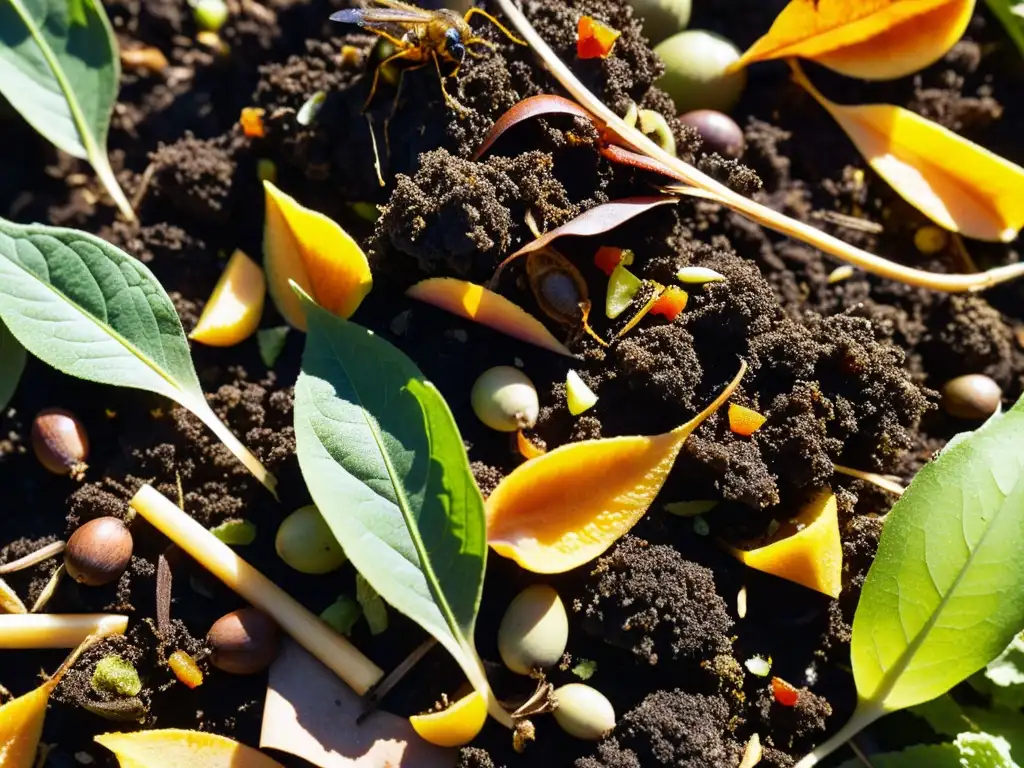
[1,0,1023,765]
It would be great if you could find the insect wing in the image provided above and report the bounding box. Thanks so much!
[329,7,428,25]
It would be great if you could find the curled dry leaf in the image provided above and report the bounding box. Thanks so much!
[731,0,975,80]
[406,277,575,357]
[728,488,843,598]
[486,362,746,573]
[95,729,283,768]
[263,181,372,332]
[472,94,595,161]
[791,62,1024,242]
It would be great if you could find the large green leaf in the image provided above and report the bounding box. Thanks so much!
[797,396,1024,767]
[293,293,506,724]
[836,733,1020,768]
[0,217,275,495]
[984,0,1024,60]
[0,0,133,219]
[0,319,26,411]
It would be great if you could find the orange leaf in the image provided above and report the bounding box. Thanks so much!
[732,0,975,80]
[263,181,373,331]
[473,94,596,161]
[486,362,746,573]
[577,16,621,59]
[728,488,843,598]
[406,277,575,357]
[593,246,624,276]
[190,249,266,347]
[240,107,266,138]
[517,430,547,460]
[791,63,1024,242]
[649,285,688,321]
[728,403,767,436]
[95,729,284,768]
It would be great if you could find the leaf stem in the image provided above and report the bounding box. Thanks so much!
[794,702,885,767]
[493,0,1024,293]
[129,484,384,695]
[192,399,279,499]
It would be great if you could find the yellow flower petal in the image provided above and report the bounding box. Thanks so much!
[190,249,266,347]
[94,729,284,768]
[409,690,488,748]
[263,181,372,332]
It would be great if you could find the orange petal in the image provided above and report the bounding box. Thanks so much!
[95,729,283,768]
[406,277,575,357]
[732,0,974,80]
[790,63,1024,242]
[728,403,767,436]
[517,430,547,460]
[577,16,621,59]
[648,285,688,322]
[190,249,266,347]
[263,181,373,332]
[409,690,488,748]
[729,488,843,598]
[487,363,745,573]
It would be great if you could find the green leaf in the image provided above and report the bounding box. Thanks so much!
[91,656,142,697]
[209,519,257,546]
[0,318,27,411]
[320,595,362,636]
[257,326,290,369]
[796,397,1024,767]
[955,732,1021,768]
[911,695,971,738]
[0,0,134,220]
[963,708,1024,762]
[984,0,1024,60]
[0,217,276,496]
[572,659,597,680]
[293,292,508,726]
[355,574,388,636]
[835,743,961,768]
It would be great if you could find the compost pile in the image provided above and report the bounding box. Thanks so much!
[1,0,1022,765]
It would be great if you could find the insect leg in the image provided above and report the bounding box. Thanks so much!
[364,48,417,112]
[462,8,527,45]
[431,50,468,115]
[385,59,430,157]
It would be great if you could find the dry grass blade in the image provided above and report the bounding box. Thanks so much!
[492,0,1024,293]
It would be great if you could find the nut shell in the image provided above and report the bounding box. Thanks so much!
[65,517,133,586]
[32,408,89,478]
[941,374,1002,420]
[498,584,568,675]
[470,366,539,432]
[207,608,281,675]
[553,683,616,740]
[679,110,745,160]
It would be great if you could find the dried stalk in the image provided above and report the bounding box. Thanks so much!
[0,613,128,648]
[493,0,1024,293]
[0,540,66,575]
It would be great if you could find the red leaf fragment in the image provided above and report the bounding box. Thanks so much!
[473,95,597,160]
[577,16,621,59]
[649,285,689,321]
[771,677,800,707]
[600,143,689,183]
[594,246,624,276]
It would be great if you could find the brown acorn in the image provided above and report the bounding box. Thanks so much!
[207,608,281,675]
[32,408,89,480]
[65,517,133,586]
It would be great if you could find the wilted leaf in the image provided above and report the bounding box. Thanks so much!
[486,363,745,573]
[790,62,1024,242]
[261,640,455,767]
[263,181,372,332]
[0,217,276,496]
[0,319,26,411]
[95,729,284,768]
[732,0,975,80]
[473,94,596,160]
[406,277,574,357]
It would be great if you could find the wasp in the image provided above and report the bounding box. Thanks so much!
[330,0,526,114]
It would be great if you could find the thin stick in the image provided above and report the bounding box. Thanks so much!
[492,0,1024,294]
[0,540,66,575]
[129,484,384,695]
[833,463,905,496]
[360,637,439,721]
[849,739,876,768]
[30,564,65,614]
[156,552,172,641]
[0,614,128,648]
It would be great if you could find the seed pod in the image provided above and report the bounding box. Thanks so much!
[498,584,569,675]
[553,684,616,740]
[627,0,691,44]
[275,505,347,574]
[207,607,281,675]
[678,110,745,160]
[655,31,746,114]
[65,517,133,586]
[470,367,539,432]
[941,374,1002,420]
[32,408,89,479]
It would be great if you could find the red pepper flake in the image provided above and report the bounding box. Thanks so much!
[240,107,266,138]
[594,246,624,276]
[577,16,621,60]
[168,650,204,689]
[771,677,800,707]
[649,285,689,322]
[729,403,767,437]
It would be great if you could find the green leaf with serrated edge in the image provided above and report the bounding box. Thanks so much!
[0,217,275,496]
[964,708,1024,763]
[985,0,1024,60]
[257,326,289,369]
[796,396,1024,768]
[293,289,508,726]
[910,695,970,738]
[0,0,133,219]
[955,732,1021,768]
[355,574,388,635]
[0,318,27,411]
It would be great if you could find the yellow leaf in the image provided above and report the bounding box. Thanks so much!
[487,362,746,573]
[95,729,284,768]
[0,636,99,768]
[190,249,266,347]
[262,181,372,332]
[732,0,974,79]
[729,488,843,598]
[409,690,488,748]
[792,62,1024,242]
[406,277,575,357]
